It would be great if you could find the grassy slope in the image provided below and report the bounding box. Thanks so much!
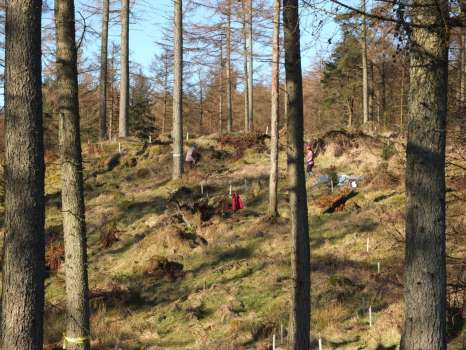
[29,133,466,349]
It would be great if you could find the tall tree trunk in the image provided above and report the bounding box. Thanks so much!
[162,52,169,134]
[369,60,374,122]
[402,0,448,349]
[109,43,117,141]
[162,53,168,134]
[269,0,280,217]
[283,1,310,348]
[361,0,369,124]
[99,0,109,140]
[346,98,353,128]
[226,0,233,133]
[381,60,386,128]
[242,0,249,132]
[219,93,224,135]
[172,0,184,179]
[54,1,91,349]
[219,39,224,136]
[199,70,204,134]
[400,61,405,130]
[247,0,254,130]
[458,30,465,113]
[1,1,45,349]
[119,0,129,137]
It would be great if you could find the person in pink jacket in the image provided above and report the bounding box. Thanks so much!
[185,144,200,169]
[306,144,314,176]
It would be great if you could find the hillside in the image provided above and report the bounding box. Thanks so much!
[13,131,464,349]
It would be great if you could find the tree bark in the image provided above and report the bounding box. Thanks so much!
[381,59,386,128]
[99,0,109,140]
[172,0,184,179]
[1,1,45,349]
[283,1,310,348]
[458,29,465,113]
[247,0,254,130]
[361,0,369,124]
[346,97,354,128]
[269,0,280,217]
[219,39,224,136]
[162,51,169,134]
[369,60,374,122]
[109,42,117,141]
[400,61,405,130]
[226,0,233,133]
[402,1,448,349]
[119,0,129,137]
[55,1,91,349]
[199,70,204,134]
[242,0,249,132]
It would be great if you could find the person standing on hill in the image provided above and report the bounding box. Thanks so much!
[306,144,315,176]
[185,144,200,169]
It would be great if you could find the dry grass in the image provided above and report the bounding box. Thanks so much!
[99,221,120,248]
[35,133,465,349]
[368,164,401,190]
[313,301,351,333]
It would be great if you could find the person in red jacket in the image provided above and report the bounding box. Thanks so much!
[232,192,245,212]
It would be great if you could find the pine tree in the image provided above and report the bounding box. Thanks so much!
[402,0,448,349]
[269,0,280,217]
[247,0,254,130]
[360,0,369,124]
[172,0,184,179]
[55,0,91,348]
[1,1,45,348]
[225,0,233,133]
[99,0,110,140]
[283,0,310,348]
[119,0,129,137]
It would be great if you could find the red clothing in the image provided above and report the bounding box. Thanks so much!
[232,192,245,212]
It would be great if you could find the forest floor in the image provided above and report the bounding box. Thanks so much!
[3,130,465,350]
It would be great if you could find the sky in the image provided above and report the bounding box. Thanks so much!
[0,0,355,107]
[78,0,346,84]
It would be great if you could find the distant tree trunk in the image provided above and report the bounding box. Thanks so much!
[269,0,280,217]
[284,85,288,123]
[458,30,465,113]
[381,59,386,128]
[54,1,91,349]
[119,0,129,137]
[109,43,117,141]
[99,0,109,140]
[247,0,254,130]
[361,0,369,124]
[242,0,249,132]
[226,0,233,133]
[219,93,224,135]
[162,52,169,134]
[400,62,405,130]
[1,1,45,349]
[219,39,224,136]
[199,71,204,134]
[283,0,310,348]
[172,0,184,179]
[369,61,374,122]
[402,0,448,349]
[346,97,354,128]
